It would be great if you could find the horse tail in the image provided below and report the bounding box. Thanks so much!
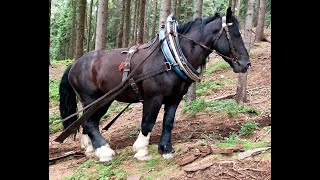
[59,65,78,130]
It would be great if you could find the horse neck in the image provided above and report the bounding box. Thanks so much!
[179,28,212,70]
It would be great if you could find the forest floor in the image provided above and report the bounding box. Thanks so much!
[49,32,271,180]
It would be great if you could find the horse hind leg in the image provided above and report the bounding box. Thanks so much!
[133,96,163,161]
[158,100,181,159]
[81,100,115,162]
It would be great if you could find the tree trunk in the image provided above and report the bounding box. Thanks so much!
[185,0,203,102]
[74,0,86,61]
[151,0,158,38]
[49,0,51,66]
[175,0,181,21]
[235,0,241,18]
[184,0,189,21]
[229,0,236,12]
[235,0,255,103]
[86,0,94,52]
[255,0,266,42]
[138,0,146,44]
[95,0,108,50]
[69,0,77,60]
[253,0,259,27]
[193,0,202,19]
[123,0,132,47]
[173,0,177,15]
[91,1,99,50]
[132,0,138,44]
[145,0,150,42]
[117,0,125,48]
[159,0,171,29]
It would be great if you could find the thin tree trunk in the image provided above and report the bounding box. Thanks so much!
[75,0,86,60]
[151,0,158,38]
[132,0,138,44]
[91,1,99,50]
[86,0,94,52]
[69,0,77,59]
[138,0,146,44]
[176,0,181,21]
[95,0,108,50]
[117,0,125,48]
[134,0,140,45]
[173,0,177,15]
[255,0,266,42]
[235,0,241,18]
[123,0,132,47]
[145,0,150,42]
[184,0,189,21]
[235,0,255,103]
[49,0,51,66]
[253,0,259,27]
[185,0,203,102]
[159,0,171,30]
[229,0,236,12]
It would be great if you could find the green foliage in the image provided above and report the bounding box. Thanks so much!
[49,112,63,133]
[182,99,259,117]
[205,59,230,74]
[64,156,127,180]
[50,0,72,61]
[49,78,60,107]
[240,121,258,136]
[217,132,268,150]
[50,59,74,66]
[144,156,161,168]
[196,80,223,96]
[224,132,238,144]
[240,139,267,150]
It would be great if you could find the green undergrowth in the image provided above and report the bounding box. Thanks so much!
[205,58,230,74]
[196,80,224,96]
[50,59,74,66]
[182,98,259,117]
[63,145,178,180]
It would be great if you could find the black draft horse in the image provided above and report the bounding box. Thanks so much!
[58,8,250,162]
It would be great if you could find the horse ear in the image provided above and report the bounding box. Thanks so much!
[226,7,232,23]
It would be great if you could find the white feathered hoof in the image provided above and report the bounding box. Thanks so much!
[162,153,174,159]
[80,134,92,150]
[133,132,151,161]
[95,144,115,162]
[134,147,152,161]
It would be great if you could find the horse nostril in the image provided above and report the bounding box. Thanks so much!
[247,62,251,67]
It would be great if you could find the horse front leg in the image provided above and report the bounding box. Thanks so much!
[81,102,115,162]
[133,96,163,161]
[158,99,181,159]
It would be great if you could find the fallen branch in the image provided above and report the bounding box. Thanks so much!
[212,93,236,101]
[49,151,84,163]
[254,128,271,142]
[237,147,271,160]
[182,162,214,172]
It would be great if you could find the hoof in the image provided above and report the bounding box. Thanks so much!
[134,148,152,161]
[84,145,95,157]
[162,153,174,159]
[80,134,92,149]
[95,144,115,162]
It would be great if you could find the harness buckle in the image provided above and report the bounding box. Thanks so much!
[165,62,172,71]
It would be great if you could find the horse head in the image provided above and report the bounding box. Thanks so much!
[206,7,251,73]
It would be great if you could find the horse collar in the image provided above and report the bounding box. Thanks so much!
[159,14,201,82]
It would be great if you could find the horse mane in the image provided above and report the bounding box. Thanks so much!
[177,12,240,34]
[177,13,222,34]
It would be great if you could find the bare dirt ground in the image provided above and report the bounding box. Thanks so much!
[49,38,271,180]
